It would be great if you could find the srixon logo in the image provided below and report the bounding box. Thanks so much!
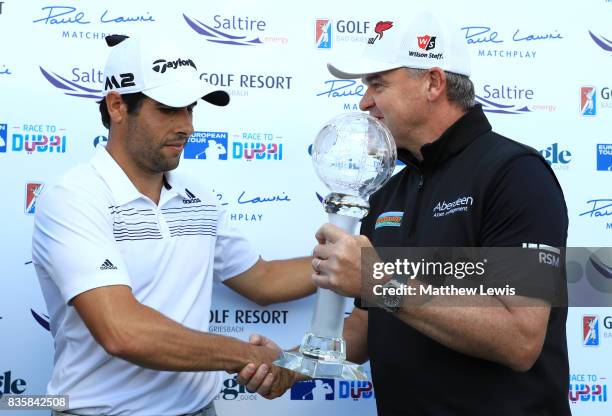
[152,58,197,73]
[0,371,27,398]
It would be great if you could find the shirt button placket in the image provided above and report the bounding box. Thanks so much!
[156,207,170,238]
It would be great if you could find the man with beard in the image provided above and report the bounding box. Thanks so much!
[33,35,310,416]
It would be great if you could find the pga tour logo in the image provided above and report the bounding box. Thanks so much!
[290,378,334,400]
[583,315,600,346]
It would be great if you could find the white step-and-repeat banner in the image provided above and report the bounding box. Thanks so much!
[0,0,610,415]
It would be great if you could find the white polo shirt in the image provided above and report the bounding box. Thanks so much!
[32,146,258,415]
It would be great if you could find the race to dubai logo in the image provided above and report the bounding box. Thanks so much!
[368,21,393,44]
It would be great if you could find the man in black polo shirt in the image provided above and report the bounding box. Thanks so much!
[306,11,571,416]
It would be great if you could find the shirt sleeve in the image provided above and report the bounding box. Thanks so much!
[213,206,260,282]
[32,184,131,304]
[479,154,569,302]
[480,154,568,247]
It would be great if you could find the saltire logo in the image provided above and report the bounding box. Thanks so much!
[583,315,600,346]
[31,309,50,331]
[40,67,102,99]
[589,31,612,52]
[589,253,612,280]
[25,183,45,215]
[475,95,532,115]
[417,34,436,51]
[183,14,263,46]
[375,211,403,229]
[581,86,597,116]
[316,19,332,49]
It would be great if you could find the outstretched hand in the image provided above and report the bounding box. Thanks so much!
[237,334,305,399]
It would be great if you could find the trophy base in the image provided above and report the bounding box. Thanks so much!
[274,350,368,380]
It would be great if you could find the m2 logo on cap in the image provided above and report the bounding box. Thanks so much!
[152,58,197,74]
[104,73,136,91]
[375,211,403,229]
[368,21,393,44]
[417,35,437,51]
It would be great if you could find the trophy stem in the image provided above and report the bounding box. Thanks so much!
[309,213,359,338]
[310,288,345,338]
[273,212,368,380]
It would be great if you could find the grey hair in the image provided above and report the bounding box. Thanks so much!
[407,68,475,112]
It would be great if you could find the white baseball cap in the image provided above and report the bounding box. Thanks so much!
[102,35,229,107]
[328,11,471,79]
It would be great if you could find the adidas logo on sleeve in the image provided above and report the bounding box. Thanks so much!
[100,259,118,270]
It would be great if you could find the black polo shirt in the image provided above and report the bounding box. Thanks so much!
[358,105,571,416]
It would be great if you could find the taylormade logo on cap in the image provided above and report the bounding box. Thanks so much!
[101,35,230,107]
[152,58,197,74]
[327,11,471,79]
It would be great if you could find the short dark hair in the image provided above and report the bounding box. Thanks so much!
[98,92,147,129]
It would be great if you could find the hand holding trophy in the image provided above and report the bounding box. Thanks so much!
[274,112,397,380]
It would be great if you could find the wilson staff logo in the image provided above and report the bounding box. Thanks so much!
[417,34,436,50]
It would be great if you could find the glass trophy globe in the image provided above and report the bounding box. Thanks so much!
[312,112,397,219]
[274,112,397,380]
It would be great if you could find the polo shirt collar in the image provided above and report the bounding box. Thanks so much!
[398,104,492,169]
[91,145,189,205]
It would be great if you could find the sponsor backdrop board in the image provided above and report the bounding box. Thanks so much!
[0,0,610,414]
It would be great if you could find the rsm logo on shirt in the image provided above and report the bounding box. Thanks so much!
[433,196,474,218]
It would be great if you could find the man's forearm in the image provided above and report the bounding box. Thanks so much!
[259,257,316,304]
[105,302,276,373]
[342,309,369,364]
[392,289,550,371]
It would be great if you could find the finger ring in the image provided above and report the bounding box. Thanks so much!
[313,258,322,273]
